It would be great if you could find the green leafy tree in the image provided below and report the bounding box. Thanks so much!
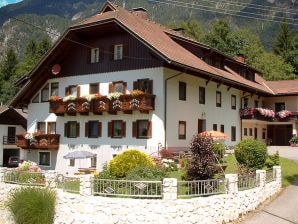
[169,19,204,41]
[36,37,52,60]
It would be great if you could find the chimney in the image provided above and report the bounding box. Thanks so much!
[173,27,185,35]
[236,54,245,63]
[132,7,148,20]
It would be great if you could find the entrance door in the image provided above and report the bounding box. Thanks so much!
[268,125,292,146]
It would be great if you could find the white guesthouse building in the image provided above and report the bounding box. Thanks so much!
[10,1,298,174]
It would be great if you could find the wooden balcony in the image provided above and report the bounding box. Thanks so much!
[49,94,155,116]
[16,134,60,150]
[240,108,297,122]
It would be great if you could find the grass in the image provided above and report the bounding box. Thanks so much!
[279,157,298,187]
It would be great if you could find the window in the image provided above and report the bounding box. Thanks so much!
[114,44,123,60]
[244,128,248,136]
[178,121,186,139]
[48,122,56,134]
[213,124,217,131]
[69,159,75,167]
[275,102,285,112]
[133,79,153,94]
[108,120,126,138]
[64,121,80,138]
[249,128,253,136]
[91,48,99,63]
[85,121,102,138]
[216,91,221,107]
[32,93,39,103]
[65,85,80,97]
[37,122,46,134]
[220,125,224,133]
[179,81,186,101]
[41,84,49,102]
[243,97,248,108]
[133,120,152,139]
[199,87,205,104]
[262,128,266,139]
[109,81,127,94]
[91,157,97,168]
[39,152,50,166]
[231,126,236,141]
[50,82,59,96]
[231,95,236,110]
[90,83,99,94]
[254,100,259,108]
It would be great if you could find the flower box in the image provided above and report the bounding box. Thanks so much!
[49,100,65,116]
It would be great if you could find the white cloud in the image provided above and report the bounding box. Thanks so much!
[0,0,9,7]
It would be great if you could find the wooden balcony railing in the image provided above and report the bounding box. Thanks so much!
[3,136,17,145]
[16,134,60,150]
[49,94,155,116]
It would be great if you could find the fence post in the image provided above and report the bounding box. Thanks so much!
[273,166,282,188]
[225,174,238,194]
[45,170,58,188]
[256,170,266,188]
[162,178,177,200]
[80,174,94,196]
[0,167,7,183]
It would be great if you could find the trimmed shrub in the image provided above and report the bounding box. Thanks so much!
[126,165,167,181]
[109,149,155,178]
[185,135,217,180]
[6,187,56,224]
[234,138,267,170]
[265,151,280,169]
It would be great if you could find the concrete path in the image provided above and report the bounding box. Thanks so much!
[239,146,298,224]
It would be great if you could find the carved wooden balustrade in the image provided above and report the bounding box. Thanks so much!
[16,134,60,150]
[49,94,155,115]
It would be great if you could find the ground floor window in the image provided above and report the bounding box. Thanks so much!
[39,151,50,166]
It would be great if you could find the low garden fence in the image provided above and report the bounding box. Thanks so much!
[56,174,80,194]
[93,178,163,198]
[265,169,275,183]
[238,173,259,190]
[177,178,226,198]
[3,169,45,186]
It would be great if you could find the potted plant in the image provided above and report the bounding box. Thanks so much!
[289,136,298,147]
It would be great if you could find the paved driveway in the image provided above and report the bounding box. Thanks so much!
[239,146,298,224]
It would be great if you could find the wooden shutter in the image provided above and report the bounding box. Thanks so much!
[123,43,128,59]
[147,121,152,138]
[148,79,153,94]
[64,123,69,137]
[133,81,138,90]
[85,122,89,137]
[109,83,114,93]
[123,82,127,94]
[108,122,112,137]
[97,122,102,137]
[76,122,80,137]
[122,121,126,137]
[132,121,137,138]
[77,86,81,97]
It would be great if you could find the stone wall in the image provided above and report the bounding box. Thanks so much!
[0,166,282,224]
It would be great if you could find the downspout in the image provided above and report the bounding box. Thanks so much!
[164,70,186,149]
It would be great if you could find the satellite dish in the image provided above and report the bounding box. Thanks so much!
[52,64,61,75]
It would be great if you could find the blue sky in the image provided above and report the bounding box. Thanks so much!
[0,0,22,8]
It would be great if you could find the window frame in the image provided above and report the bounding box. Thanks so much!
[179,81,186,101]
[133,79,153,94]
[85,120,102,138]
[114,44,123,60]
[47,122,56,134]
[39,151,51,167]
[90,83,100,94]
[50,82,59,96]
[178,121,186,140]
[216,91,221,107]
[65,85,80,97]
[275,102,285,112]
[231,126,236,141]
[213,124,217,131]
[91,48,99,63]
[108,120,126,138]
[41,84,49,102]
[64,121,80,138]
[109,81,127,94]
[199,86,205,104]
[132,120,152,139]
[231,95,236,110]
[37,122,46,134]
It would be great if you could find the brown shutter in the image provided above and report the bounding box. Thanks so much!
[98,122,102,137]
[123,82,127,94]
[109,83,114,93]
[123,43,128,59]
[132,121,137,138]
[64,123,69,137]
[77,86,81,97]
[99,47,104,62]
[147,121,152,138]
[108,122,112,137]
[148,80,153,94]
[122,121,126,137]
[133,81,138,90]
[76,122,80,137]
[109,45,114,60]
[85,122,89,137]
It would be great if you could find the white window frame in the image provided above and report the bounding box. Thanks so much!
[91,48,99,63]
[114,44,123,60]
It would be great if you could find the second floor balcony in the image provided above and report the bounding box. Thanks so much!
[16,133,60,150]
[49,94,155,116]
[240,108,297,122]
